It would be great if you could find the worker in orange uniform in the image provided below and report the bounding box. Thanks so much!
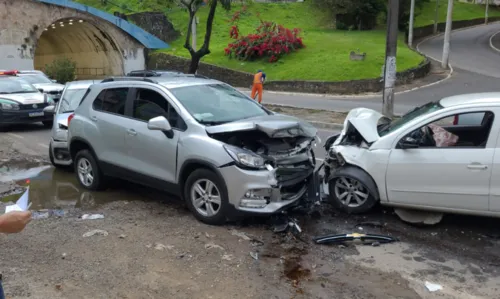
[251,70,266,103]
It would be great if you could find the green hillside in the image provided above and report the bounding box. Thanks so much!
[75,0,496,81]
[415,0,500,27]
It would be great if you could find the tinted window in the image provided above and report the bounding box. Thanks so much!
[132,88,186,130]
[92,88,128,115]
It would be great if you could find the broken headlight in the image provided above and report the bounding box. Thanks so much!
[223,144,265,169]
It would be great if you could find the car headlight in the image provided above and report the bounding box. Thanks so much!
[223,144,265,169]
[0,101,20,110]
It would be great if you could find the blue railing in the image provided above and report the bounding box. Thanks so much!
[35,0,169,49]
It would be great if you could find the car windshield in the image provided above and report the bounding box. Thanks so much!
[18,74,52,84]
[169,83,269,125]
[0,77,39,94]
[378,101,444,136]
[58,88,89,113]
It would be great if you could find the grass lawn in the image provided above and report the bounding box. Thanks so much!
[415,0,500,27]
[75,0,499,81]
[163,3,424,81]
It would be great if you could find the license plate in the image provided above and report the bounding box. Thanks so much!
[29,112,44,117]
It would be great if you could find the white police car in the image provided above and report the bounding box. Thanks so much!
[0,70,55,129]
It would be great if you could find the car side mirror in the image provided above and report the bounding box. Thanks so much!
[147,116,173,138]
[43,105,55,114]
[399,136,419,149]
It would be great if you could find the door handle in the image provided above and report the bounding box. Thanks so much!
[127,129,137,136]
[90,116,98,122]
[467,163,488,170]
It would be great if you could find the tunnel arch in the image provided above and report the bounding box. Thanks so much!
[34,17,124,79]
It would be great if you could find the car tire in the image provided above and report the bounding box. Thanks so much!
[184,168,229,225]
[328,166,379,214]
[42,120,53,128]
[74,149,106,191]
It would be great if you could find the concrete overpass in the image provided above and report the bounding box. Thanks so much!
[0,0,169,78]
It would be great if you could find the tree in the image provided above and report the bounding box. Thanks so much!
[44,57,76,84]
[313,0,385,30]
[179,0,231,73]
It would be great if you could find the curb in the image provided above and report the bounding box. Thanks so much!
[489,30,500,53]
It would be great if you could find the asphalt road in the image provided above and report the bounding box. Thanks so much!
[254,23,500,115]
[2,124,337,162]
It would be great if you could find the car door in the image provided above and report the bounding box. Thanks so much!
[90,87,132,170]
[488,116,500,212]
[385,108,496,212]
[123,87,186,185]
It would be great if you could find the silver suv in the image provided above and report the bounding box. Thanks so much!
[67,76,319,224]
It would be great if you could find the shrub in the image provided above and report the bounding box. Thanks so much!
[44,57,76,84]
[224,21,304,63]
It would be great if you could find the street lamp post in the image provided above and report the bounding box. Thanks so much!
[382,0,399,117]
[441,0,454,69]
[408,0,416,47]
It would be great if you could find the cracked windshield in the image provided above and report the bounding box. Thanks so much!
[1,0,500,298]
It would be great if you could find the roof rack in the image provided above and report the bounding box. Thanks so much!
[101,77,157,84]
[172,74,209,79]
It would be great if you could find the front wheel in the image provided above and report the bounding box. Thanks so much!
[328,167,378,214]
[184,169,229,225]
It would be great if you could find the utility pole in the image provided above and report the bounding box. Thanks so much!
[485,0,489,24]
[433,0,440,34]
[441,0,453,69]
[408,0,416,47]
[382,0,399,117]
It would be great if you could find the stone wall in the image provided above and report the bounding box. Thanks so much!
[148,52,430,94]
[127,12,180,43]
[411,17,500,41]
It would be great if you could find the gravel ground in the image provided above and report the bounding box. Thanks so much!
[1,133,500,299]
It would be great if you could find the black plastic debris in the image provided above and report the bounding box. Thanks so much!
[313,233,399,245]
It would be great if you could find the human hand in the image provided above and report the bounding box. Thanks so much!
[0,211,32,234]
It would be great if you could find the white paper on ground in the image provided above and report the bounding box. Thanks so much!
[5,187,31,213]
[425,281,443,292]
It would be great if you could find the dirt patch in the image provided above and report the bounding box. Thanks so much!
[264,104,347,124]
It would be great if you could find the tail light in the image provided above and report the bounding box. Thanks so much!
[67,113,75,126]
[453,115,459,125]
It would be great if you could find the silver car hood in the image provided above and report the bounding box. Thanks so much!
[205,114,317,138]
[33,83,64,92]
[0,92,46,104]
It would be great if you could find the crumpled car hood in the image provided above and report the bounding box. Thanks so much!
[336,108,388,144]
[205,114,317,138]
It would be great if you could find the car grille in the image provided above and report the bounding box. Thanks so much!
[275,160,315,187]
[19,102,49,110]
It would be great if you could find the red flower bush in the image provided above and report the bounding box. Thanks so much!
[224,21,304,63]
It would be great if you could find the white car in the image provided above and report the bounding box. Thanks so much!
[323,92,500,218]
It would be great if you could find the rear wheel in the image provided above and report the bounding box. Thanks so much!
[74,149,106,190]
[184,169,229,225]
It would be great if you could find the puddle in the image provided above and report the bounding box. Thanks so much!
[0,166,149,212]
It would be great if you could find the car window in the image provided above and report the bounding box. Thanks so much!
[92,88,128,115]
[132,88,186,130]
[379,101,444,137]
[18,74,52,84]
[58,88,89,113]
[402,111,494,148]
[169,83,268,125]
[0,77,38,94]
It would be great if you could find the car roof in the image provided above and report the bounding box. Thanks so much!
[17,70,45,74]
[440,92,500,108]
[66,80,101,89]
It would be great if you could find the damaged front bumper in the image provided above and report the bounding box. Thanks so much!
[219,162,320,214]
